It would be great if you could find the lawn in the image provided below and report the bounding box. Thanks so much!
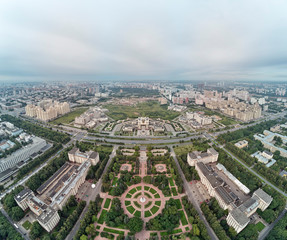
[136,186,142,190]
[171,187,178,196]
[134,210,141,217]
[149,188,157,194]
[98,209,107,224]
[179,210,188,225]
[22,220,31,230]
[129,188,137,195]
[144,192,152,198]
[125,201,131,206]
[104,101,180,121]
[174,199,182,209]
[145,201,152,208]
[161,229,182,236]
[103,227,125,235]
[111,177,118,186]
[144,186,150,191]
[255,222,265,232]
[154,193,160,198]
[103,198,111,209]
[134,201,141,208]
[126,193,132,198]
[134,192,142,198]
[51,107,88,125]
[150,206,159,214]
[127,206,135,214]
[144,211,152,217]
[155,201,161,206]
[169,178,175,187]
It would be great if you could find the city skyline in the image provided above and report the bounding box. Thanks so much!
[1,0,287,82]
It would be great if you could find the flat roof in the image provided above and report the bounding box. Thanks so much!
[253,188,273,204]
[15,188,33,202]
[230,208,250,226]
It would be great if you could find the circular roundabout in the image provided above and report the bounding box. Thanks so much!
[123,184,165,219]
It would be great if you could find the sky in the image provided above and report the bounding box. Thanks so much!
[1,0,287,82]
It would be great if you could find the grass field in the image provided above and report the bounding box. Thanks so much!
[126,193,132,198]
[103,198,111,209]
[98,209,107,224]
[144,192,152,198]
[145,201,152,208]
[255,222,265,232]
[129,188,137,195]
[149,188,156,194]
[171,187,178,196]
[134,210,141,217]
[103,228,125,235]
[111,177,118,186]
[154,193,160,198]
[179,210,188,225]
[174,199,182,209]
[150,206,159,214]
[134,201,141,208]
[169,178,175,187]
[127,206,135,214]
[144,186,150,191]
[22,220,31,230]
[104,101,180,121]
[125,201,131,206]
[51,107,88,125]
[134,192,142,198]
[155,201,161,206]
[161,228,182,236]
[136,186,142,190]
[144,211,152,217]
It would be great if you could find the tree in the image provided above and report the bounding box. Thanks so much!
[30,222,44,240]
[80,235,88,240]
[128,217,144,234]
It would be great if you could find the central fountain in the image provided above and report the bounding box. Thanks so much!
[139,196,146,203]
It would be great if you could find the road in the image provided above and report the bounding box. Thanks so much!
[170,147,219,240]
[65,145,118,240]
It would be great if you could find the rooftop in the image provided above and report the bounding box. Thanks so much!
[253,188,273,204]
[230,208,250,226]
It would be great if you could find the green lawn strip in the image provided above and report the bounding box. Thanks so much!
[144,192,152,198]
[155,201,161,206]
[103,198,112,209]
[134,210,141,217]
[154,193,160,198]
[144,201,152,208]
[126,193,132,198]
[111,177,118,186]
[179,210,188,226]
[144,186,150,191]
[96,225,101,230]
[144,211,152,217]
[22,220,31,230]
[134,201,141,208]
[136,186,142,190]
[125,201,131,206]
[149,188,157,194]
[174,199,182,209]
[150,206,159,214]
[171,187,178,196]
[127,206,136,214]
[255,222,265,232]
[169,178,175,186]
[134,192,141,198]
[103,227,125,235]
[160,229,182,236]
[98,209,107,224]
[129,188,137,195]
[185,227,189,231]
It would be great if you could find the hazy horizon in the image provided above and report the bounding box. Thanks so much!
[1,0,287,82]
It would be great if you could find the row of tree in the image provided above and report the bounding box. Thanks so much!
[225,143,256,166]
[143,174,171,196]
[1,186,25,221]
[266,211,287,239]
[0,212,23,240]
[1,114,71,143]
[201,200,235,240]
[216,148,262,192]
[74,195,102,240]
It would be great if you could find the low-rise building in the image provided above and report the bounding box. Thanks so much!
[234,140,248,149]
[187,148,218,166]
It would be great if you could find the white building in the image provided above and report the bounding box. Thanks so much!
[187,148,218,166]
[68,148,99,165]
[234,140,248,149]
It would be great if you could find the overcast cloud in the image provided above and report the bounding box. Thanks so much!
[0,0,287,82]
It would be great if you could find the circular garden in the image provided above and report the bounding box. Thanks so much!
[123,184,164,219]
